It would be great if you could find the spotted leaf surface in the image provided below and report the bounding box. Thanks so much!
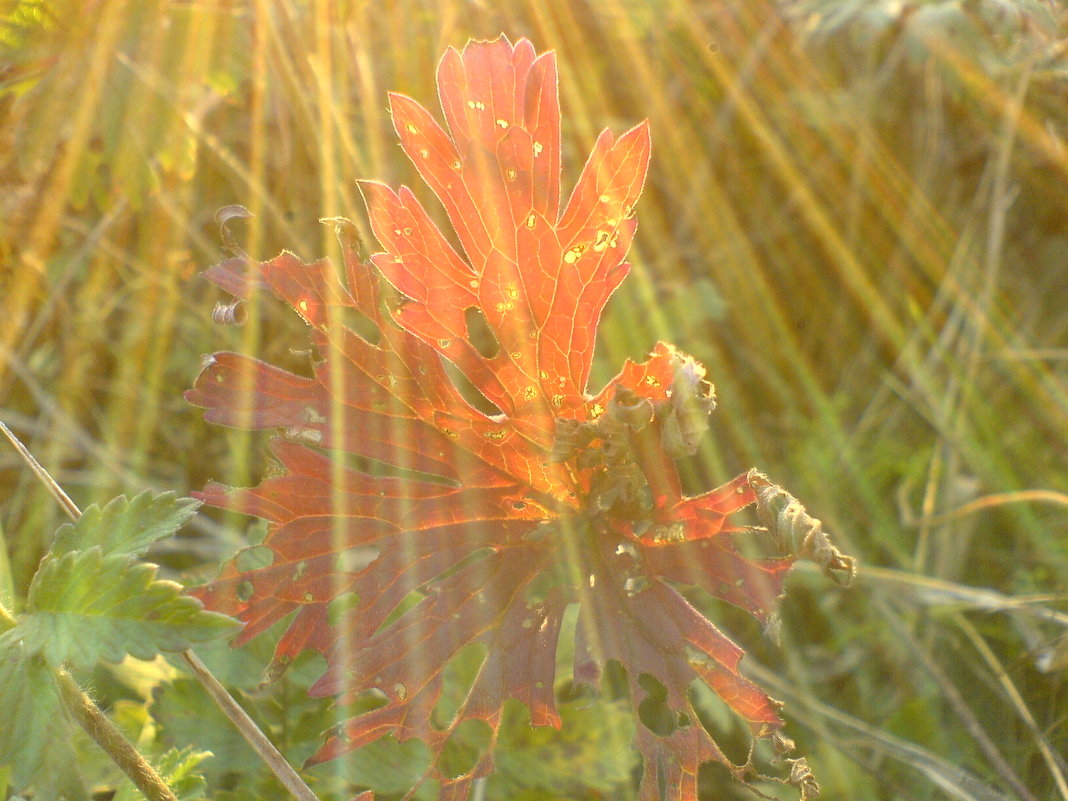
[188,36,830,801]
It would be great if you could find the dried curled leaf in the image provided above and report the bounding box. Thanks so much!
[749,470,857,586]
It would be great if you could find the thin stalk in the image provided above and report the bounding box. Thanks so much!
[181,649,320,801]
[1,422,81,521]
[797,561,1068,628]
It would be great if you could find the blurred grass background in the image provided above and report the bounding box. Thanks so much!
[1,0,1067,799]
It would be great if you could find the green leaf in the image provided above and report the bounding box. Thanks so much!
[112,746,212,801]
[152,674,324,798]
[333,736,434,798]
[152,676,268,778]
[490,696,638,798]
[0,642,87,800]
[0,517,15,612]
[2,548,240,668]
[50,491,201,559]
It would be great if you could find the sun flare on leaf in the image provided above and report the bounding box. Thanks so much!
[188,35,851,801]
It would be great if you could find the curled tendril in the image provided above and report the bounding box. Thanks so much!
[214,204,253,257]
[211,300,247,326]
[748,470,857,586]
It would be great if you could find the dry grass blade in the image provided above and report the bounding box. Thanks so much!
[743,658,1017,801]
[878,600,1038,801]
[0,422,81,521]
[954,612,1068,801]
[917,489,1068,528]
[849,563,1068,628]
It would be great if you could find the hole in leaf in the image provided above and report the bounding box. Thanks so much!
[340,687,391,719]
[236,580,254,603]
[372,547,494,638]
[380,285,411,331]
[440,354,503,418]
[432,642,488,730]
[309,436,458,487]
[244,518,270,546]
[524,560,562,606]
[260,648,325,689]
[602,659,631,701]
[335,545,378,574]
[340,305,382,346]
[427,546,496,589]
[463,306,499,358]
[235,545,274,572]
[637,673,677,736]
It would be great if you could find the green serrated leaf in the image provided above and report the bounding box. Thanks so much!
[1,548,240,668]
[0,642,87,800]
[51,491,201,559]
[112,746,211,801]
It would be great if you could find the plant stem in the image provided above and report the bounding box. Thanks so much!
[181,650,320,801]
[55,669,179,801]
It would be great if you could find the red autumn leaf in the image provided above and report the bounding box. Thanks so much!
[188,35,851,801]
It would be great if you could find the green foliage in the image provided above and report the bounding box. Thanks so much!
[0,491,237,800]
[50,491,201,559]
[490,696,639,800]
[1,492,239,669]
[151,646,437,800]
[153,677,260,769]
[0,519,14,612]
[340,737,435,799]
[0,643,86,800]
[10,546,238,667]
[112,747,212,801]
[2,0,1067,799]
